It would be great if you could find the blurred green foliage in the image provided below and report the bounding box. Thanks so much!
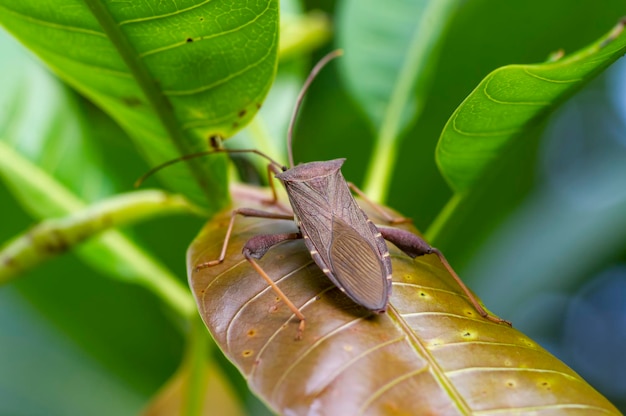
[1,0,626,414]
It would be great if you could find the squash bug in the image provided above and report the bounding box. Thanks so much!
[138,50,511,338]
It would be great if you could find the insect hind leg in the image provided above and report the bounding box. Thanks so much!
[378,226,512,327]
[242,232,306,339]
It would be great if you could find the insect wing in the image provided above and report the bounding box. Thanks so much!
[328,217,388,311]
[280,165,391,311]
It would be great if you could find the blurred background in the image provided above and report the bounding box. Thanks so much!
[1,0,625,414]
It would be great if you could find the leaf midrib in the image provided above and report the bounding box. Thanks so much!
[82,0,214,200]
[387,301,472,415]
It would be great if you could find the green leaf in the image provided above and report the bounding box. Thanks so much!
[337,0,459,201]
[0,31,194,319]
[436,19,626,194]
[0,0,280,210]
[187,190,620,415]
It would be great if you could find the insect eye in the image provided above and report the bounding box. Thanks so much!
[281,166,288,172]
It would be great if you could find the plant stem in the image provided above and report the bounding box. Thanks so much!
[0,188,197,276]
[424,192,464,244]
[0,142,197,320]
[182,317,211,416]
[279,11,331,61]
[362,0,458,203]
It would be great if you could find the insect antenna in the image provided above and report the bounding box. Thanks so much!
[286,49,344,168]
[135,140,286,188]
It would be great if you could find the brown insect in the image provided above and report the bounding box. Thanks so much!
[139,50,511,338]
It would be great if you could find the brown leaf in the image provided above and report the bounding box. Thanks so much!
[142,361,244,416]
[187,188,620,415]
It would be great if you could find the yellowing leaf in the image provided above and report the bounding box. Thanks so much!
[187,188,619,415]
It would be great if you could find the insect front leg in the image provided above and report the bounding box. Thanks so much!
[195,208,293,270]
[347,182,412,224]
[242,232,307,339]
[262,163,292,214]
[378,226,512,327]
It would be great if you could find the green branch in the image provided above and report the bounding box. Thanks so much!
[0,141,197,319]
[362,0,458,202]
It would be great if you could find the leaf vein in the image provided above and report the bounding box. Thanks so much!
[163,34,276,96]
[118,0,214,25]
[523,68,582,84]
[249,285,337,379]
[358,366,429,415]
[270,316,369,402]
[386,304,472,414]
[393,281,469,299]
[225,261,313,351]
[139,2,271,58]
[482,74,550,106]
[401,311,507,327]
[37,48,132,78]
[446,367,580,382]
[429,340,542,352]
[452,115,519,137]
[474,403,619,415]
[0,4,106,37]
[307,335,407,401]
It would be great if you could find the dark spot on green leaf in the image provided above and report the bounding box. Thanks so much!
[232,121,239,129]
[186,37,193,43]
[256,103,262,109]
[209,135,220,148]
[199,17,204,21]
[238,109,247,118]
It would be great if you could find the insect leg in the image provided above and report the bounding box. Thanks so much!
[347,182,412,224]
[195,208,293,271]
[262,163,292,214]
[242,232,306,339]
[378,226,512,326]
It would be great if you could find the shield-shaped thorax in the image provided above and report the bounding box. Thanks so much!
[275,159,393,311]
